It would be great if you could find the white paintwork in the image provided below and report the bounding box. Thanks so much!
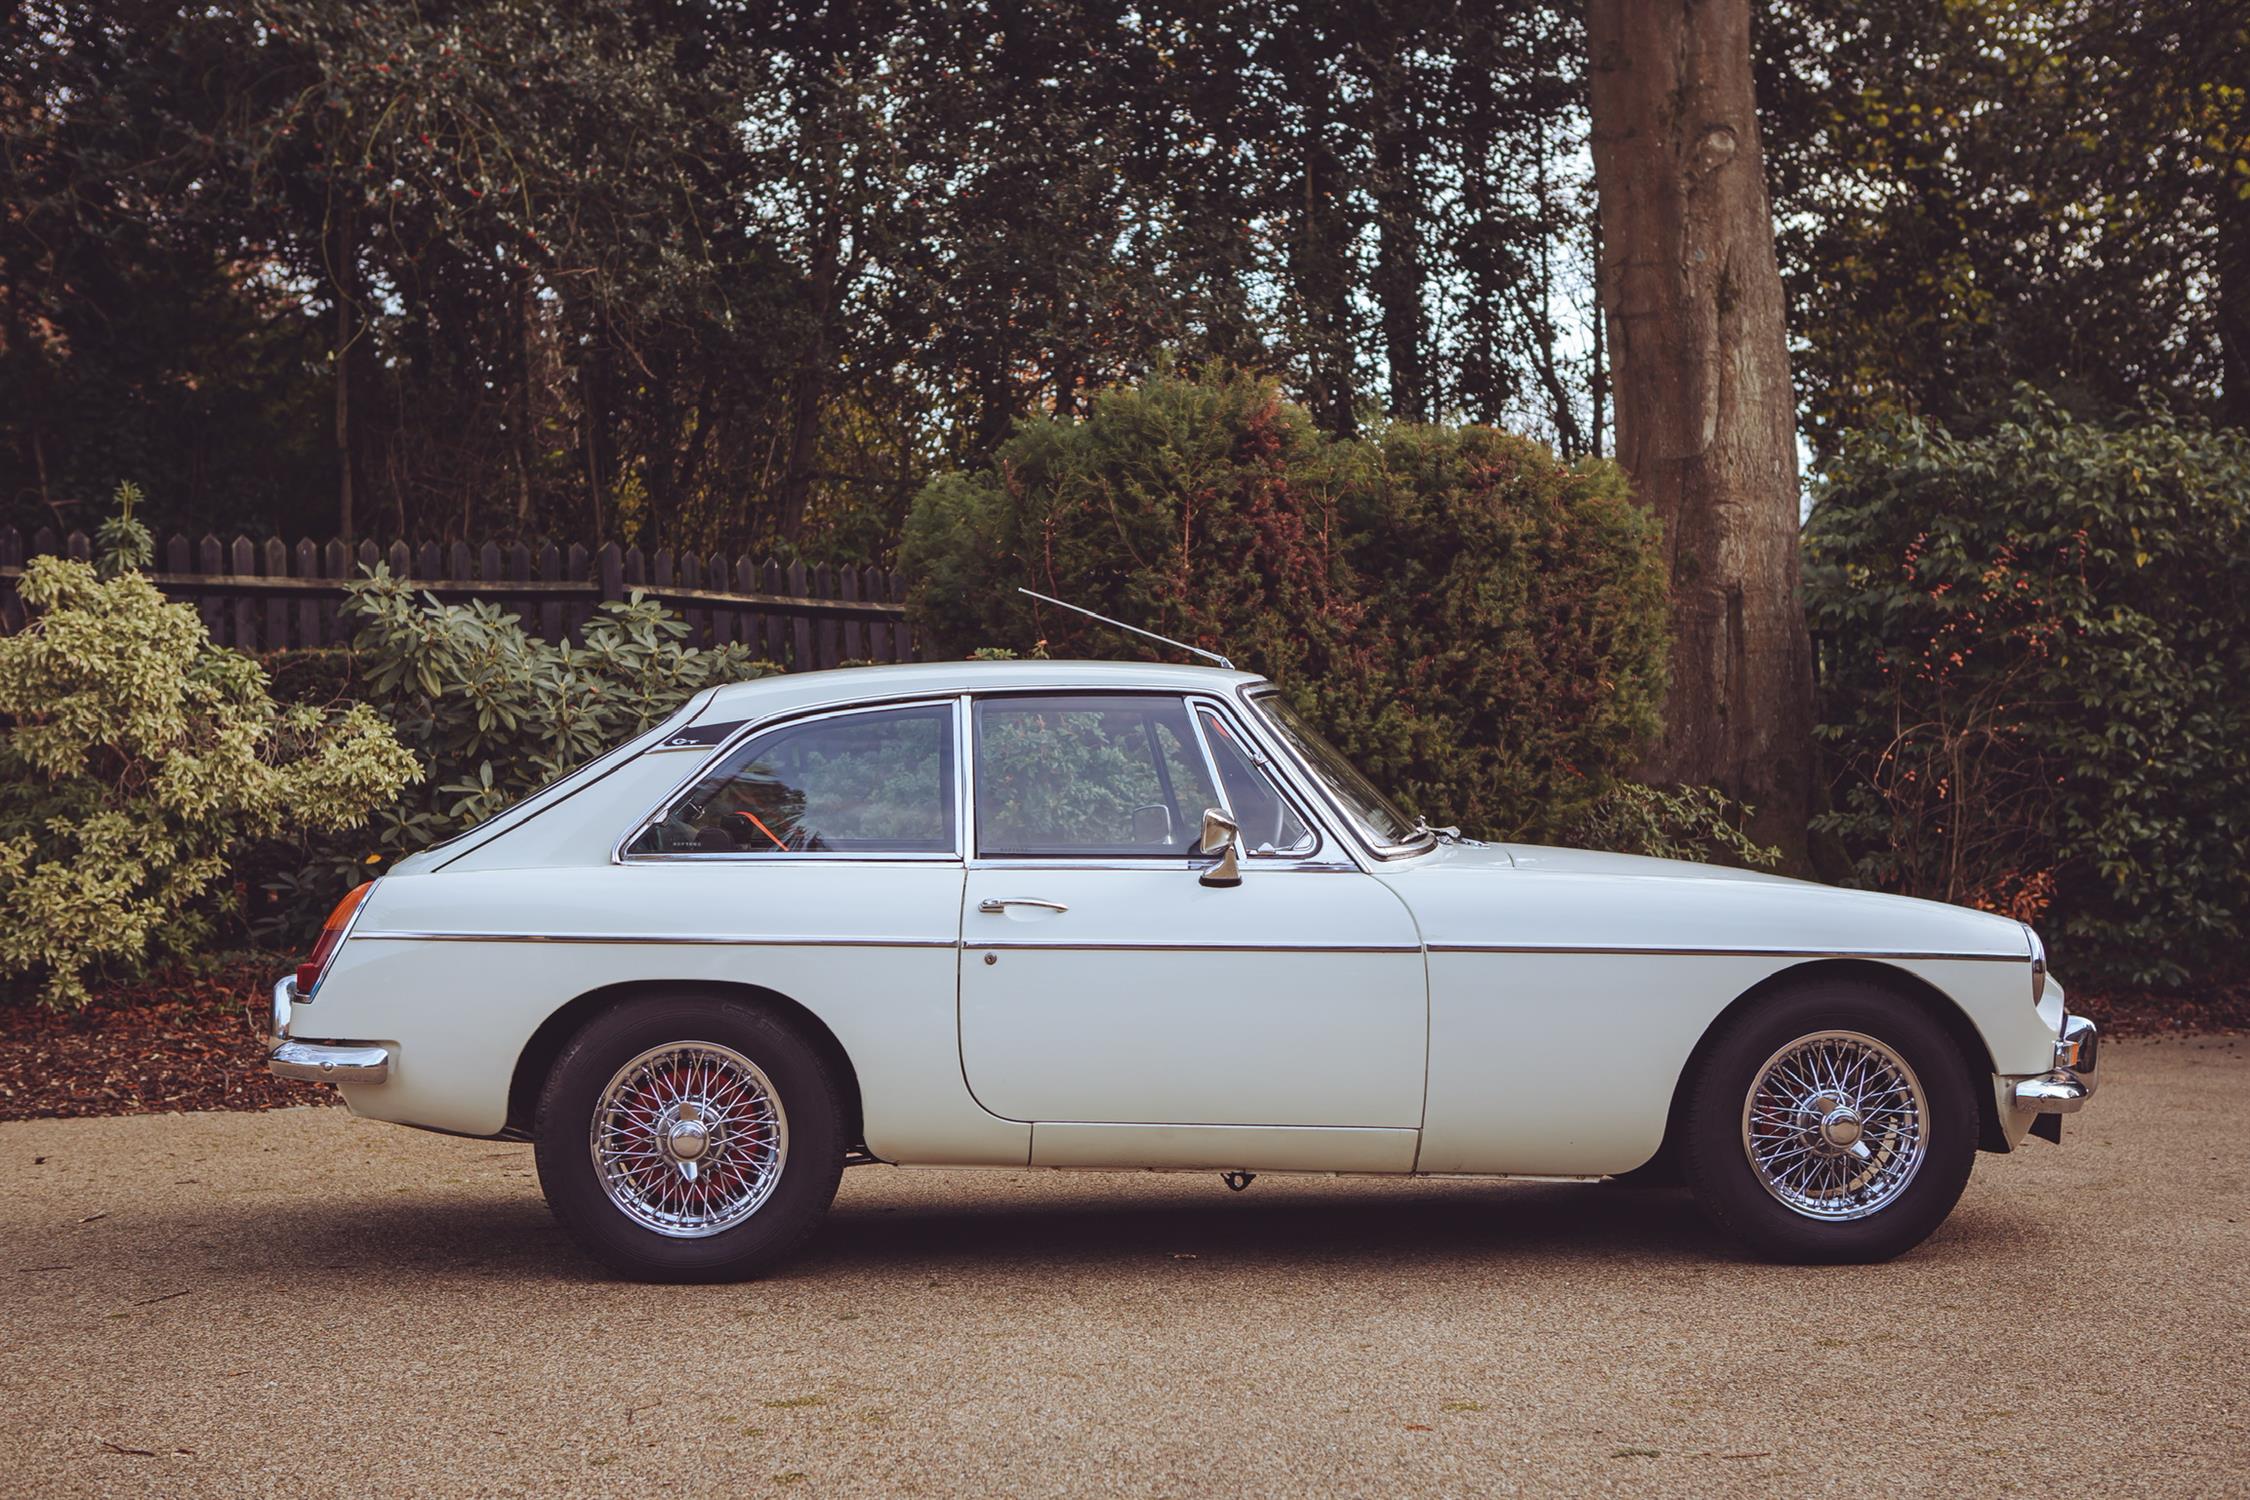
[959,866,1425,1127]
[287,658,2066,1182]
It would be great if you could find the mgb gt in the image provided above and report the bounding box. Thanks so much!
[269,658,2097,1279]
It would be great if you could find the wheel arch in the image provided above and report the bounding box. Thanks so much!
[1631,957,2008,1177]
[504,979,866,1150]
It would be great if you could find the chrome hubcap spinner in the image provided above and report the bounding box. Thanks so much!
[591,1042,787,1238]
[1742,1030,1927,1221]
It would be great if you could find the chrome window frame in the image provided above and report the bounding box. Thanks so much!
[434,688,719,873]
[612,695,968,865]
[1183,693,1321,862]
[1236,685,1434,862]
[961,687,1347,871]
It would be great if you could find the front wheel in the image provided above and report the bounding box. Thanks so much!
[1681,983,1978,1264]
[534,996,845,1281]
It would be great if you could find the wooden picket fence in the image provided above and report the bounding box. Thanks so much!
[0,527,918,670]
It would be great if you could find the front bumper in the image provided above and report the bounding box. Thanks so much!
[266,975,393,1085]
[2012,1013,2098,1114]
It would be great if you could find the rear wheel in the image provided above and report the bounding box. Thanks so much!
[1682,982,1977,1263]
[534,995,845,1281]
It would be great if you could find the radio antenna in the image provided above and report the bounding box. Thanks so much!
[1016,587,1235,670]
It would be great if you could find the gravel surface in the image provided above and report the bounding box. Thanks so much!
[2,1034,2243,1498]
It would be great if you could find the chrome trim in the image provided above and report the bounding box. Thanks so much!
[1742,1030,1928,1221]
[442,690,714,873]
[956,692,976,869]
[1197,805,1243,887]
[965,940,1422,954]
[1426,943,2026,961]
[2013,1075,2090,1113]
[354,929,958,948]
[965,857,1361,874]
[976,897,1070,915]
[1237,686,1433,864]
[619,850,962,864]
[2014,1014,2099,1114]
[591,1040,787,1238]
[611,696,967,865]
[1186,694,1323,863]
[268,1040,392,1084]
[269,975,295,1041]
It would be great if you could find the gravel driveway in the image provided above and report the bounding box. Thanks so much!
[3,1035,2243,1498]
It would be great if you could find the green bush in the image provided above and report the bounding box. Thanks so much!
[251,572,778,940]
[901,365,1685,848]
[0,491,418,1006]
[1804,393,2250,986]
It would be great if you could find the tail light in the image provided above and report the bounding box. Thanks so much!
[297,880,377,997]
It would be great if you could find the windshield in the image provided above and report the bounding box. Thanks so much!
[1248,690,1427,851]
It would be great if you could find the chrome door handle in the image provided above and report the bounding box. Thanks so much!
[977,898,1069,915]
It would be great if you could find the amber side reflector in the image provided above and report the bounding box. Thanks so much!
[297,880,377,995]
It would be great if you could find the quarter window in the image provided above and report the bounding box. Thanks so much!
[627,702,956,856]
[974,696,1218,857]
[1195,705,1316,857]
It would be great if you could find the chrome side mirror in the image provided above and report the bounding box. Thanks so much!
[1198,806,1242,888]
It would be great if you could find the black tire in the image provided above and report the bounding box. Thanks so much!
[1681,981,1978,1264]
[534,995,846,1282]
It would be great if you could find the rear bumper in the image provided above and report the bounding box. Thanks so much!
[2012,1014,2098,1114]
[266,975,393,1085]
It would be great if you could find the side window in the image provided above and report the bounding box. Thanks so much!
[974,695,1218,857]
[1196,705,1316,857]
[627,702,956,856]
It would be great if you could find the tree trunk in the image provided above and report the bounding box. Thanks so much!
[1586,0,1814,861]
[1285,29,1355,437]
[1371,37,1427,421]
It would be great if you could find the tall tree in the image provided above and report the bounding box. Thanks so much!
[1758,0,2249,451]
[1586,0,1814,856]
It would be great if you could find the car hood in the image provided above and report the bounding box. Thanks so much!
[1374,840,2029,959]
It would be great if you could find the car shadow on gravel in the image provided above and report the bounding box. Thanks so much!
[809,1181,1730,1274]
[199,1177,2027,1285]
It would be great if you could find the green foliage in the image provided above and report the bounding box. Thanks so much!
[903,366,1670,847]
[1760,3,2249,450]
[254,572,777,938]
[1805,393,2250,986]
[0,510,417,1006]
[1562,784,1781,870]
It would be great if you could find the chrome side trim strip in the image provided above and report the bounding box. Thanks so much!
[354,931,2019,961]
[1425,943,2023,961]
[967,940,1423,954]
[354,930,958,949]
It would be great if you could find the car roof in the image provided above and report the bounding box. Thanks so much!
[689,658,1267,725]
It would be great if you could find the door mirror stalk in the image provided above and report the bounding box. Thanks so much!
[1198,807,1242,888]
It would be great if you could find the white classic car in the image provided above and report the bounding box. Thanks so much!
[269,660,2097,1279]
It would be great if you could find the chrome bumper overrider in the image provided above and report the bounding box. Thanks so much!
[266,975,392,1084]
[2013,1014,2099,1114]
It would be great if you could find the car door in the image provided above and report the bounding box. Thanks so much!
[957,691,1427,1171]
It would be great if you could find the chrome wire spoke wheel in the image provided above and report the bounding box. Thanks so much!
[1741,1030,1928,1221]
[590,1041,789,1238]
